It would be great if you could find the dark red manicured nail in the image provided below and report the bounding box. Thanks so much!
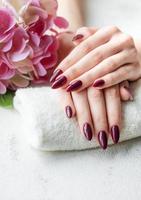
[51,76,67,89]
[72,34,84,41]
[66,80,82,92]
[98,131,108,150]
[111,125,120,144]
[65,106,73,118]
[83,123,93,141]
[50,69,63,83]
[93,79,105,87]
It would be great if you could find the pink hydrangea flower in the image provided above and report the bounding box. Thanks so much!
[0,61,15,94]
[0,0,68,94]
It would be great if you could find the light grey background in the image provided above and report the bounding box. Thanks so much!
[1,0,141,199]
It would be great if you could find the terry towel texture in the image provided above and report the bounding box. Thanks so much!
[14,79,141,151]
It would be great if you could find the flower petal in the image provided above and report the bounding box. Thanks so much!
[0,8,15,34]
[11,27,29,53]
[11,75,30,87]
[0,62,15,80]
[40,53,57,69]
[35,63,47,76]
[29,32,40,46]
[0,30,14,43]
[54,16,69,29]
[0,62,8,75]
[10,47,30,62]
[2,39,13,52]
[20,5,47,25]
[28,17,47,35]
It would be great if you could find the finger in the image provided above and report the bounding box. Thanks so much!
[104,85,121,144]
[72,90,94,141]
[56,26,120,72]
[58,88,76,118]
[72,26,98,44]
[92,64,136,89]
[119,81,133,101]
[51,32,135,90]
[87,87,108,149]
[64,50,134,92]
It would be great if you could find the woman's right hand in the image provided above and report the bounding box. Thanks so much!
[59,81,133,150]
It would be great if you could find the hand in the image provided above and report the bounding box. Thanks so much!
[53,30,133,149]
[59,81,133,149]
[50,26,141,92]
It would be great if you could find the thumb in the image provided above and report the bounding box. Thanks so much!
[119,81,133,101]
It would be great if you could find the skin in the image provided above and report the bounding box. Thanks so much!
[50,0,134,148]
[55,26,141,91]
[57,31,132,148]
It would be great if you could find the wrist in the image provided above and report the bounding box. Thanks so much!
[57,0,84,32]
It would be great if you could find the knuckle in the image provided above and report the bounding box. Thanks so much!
[92,89,102,98]
[77,109,85,117]
[108,25,120,33]
[68,67,79,77]
[95,51,104,63]
[121,66,133,80]
[77,26,88,32]
[124,66,131,74]
[82,42,93,53]
[131,63,140,79]
[82,27,91,33]
[107,87,119,98]
[108,74,115,84]
[125,35,133,43]
[63,57,72,67]
[121,34,133,46]
[88,86,95,96]
[108,58,117,69]
[130,48,137,58]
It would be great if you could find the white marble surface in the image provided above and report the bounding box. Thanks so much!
[1,108,141,200]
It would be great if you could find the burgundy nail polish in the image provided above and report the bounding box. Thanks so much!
[66,80,82,92]
[83,123,93,141]
[111,125,120,144]
[72,34,84,41]
[50,69,63,83]
[51,76,67,89]
[65,106,73,118]
[93,79,105,87]
[98,131,108,150]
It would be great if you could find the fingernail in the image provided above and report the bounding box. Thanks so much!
[66,80,82,92]
[111,125,120,144]
[65,106,73,118]
[124,86,134,101]
[50,69,63,83]
[98,131,108,150]
[83,123,93,141]
[72,34,84,41]
[51,76,67,89]
[93,79,105,87]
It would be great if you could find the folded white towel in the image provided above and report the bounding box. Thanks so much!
[14,79,141,151]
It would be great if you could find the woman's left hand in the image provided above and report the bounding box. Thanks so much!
[51,26,141,91]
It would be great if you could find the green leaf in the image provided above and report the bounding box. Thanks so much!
[0,90,15,108]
